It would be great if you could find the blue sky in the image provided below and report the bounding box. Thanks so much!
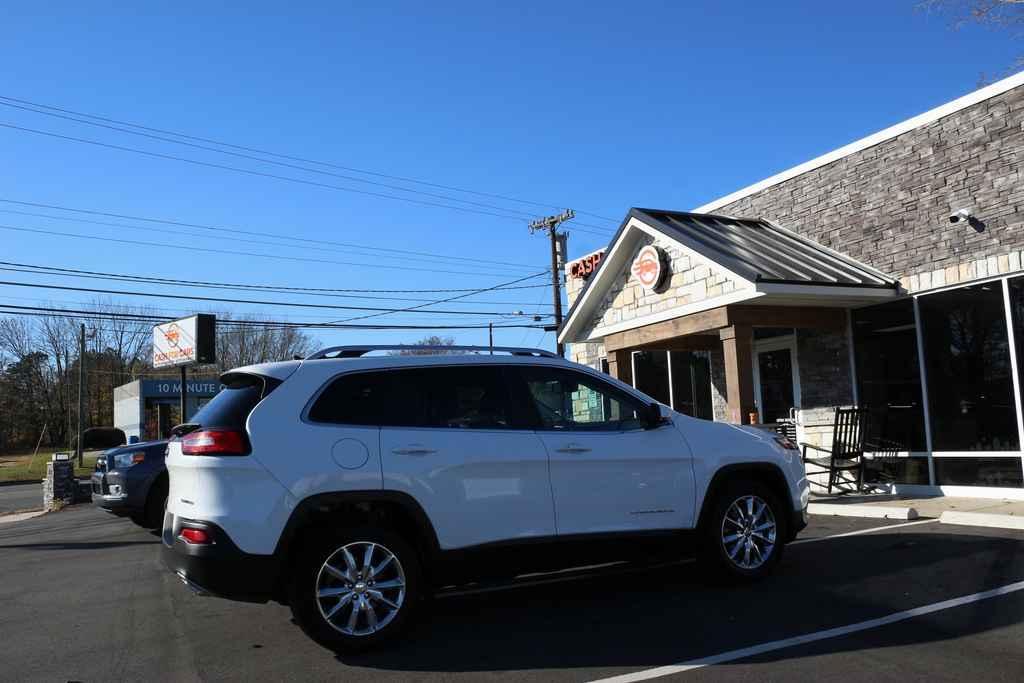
[1,1,1019,351]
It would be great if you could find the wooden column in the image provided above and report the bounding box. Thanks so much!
[720,325,756,424]
[606,348,633,386]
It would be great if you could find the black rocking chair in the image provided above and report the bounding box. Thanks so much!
[801,407,869,494]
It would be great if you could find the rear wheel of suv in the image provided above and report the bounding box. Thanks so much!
[288,528,421,652]
[700,480,786,581]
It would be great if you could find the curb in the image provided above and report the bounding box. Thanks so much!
[0,509,46,525]
[939,510,1024,530]
[808,503,919,520]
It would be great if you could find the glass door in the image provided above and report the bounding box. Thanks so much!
[752,337,801,425]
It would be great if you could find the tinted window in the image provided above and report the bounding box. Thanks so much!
[190,373,278,429]
[852,300,927,452]
[519,367,644,431]
[918,284,1019,451]
[934,457,1023,487]
[633,350,670,405]
[391,366,521,429]
[670,351,713,420]
[308,371,392,425]
[1007,276,1024,422]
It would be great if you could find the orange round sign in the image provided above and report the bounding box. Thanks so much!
[631,245,667,292]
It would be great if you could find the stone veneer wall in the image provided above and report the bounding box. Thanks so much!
[709,84,1024,446]
[795,328,855,448]
[568,83,1024,444]
[580,233,744,341]
[713,86,1024,294]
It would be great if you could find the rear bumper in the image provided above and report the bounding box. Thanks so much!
[161,511,281,603]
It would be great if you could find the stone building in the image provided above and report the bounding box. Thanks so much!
[560,71,1024,497]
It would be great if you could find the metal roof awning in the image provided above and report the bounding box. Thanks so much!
[558,208,900,345]
[632,208,897,288]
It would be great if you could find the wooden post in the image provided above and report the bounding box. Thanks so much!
[720,325,756,424]
[606,348,634,386]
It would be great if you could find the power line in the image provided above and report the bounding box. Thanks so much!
[0,94,620,225]
[0,279,556,317]
[0,121,616,236]
[0,222,552,278]
[0,305,548,331]
[0,259,552,294]
[0,198,544,270]
[0,207,541,274]
[0,99,548,221]
[0,263,555,306]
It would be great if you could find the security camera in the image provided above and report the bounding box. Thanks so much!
[949,208,973,224]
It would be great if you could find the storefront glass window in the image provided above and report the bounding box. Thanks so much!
[918,283,1019,451]
[632,351,671,406]
[670,351,713,420]
[934,457,1023,487]
[852,300,926,452]
[1007,276,1024,419]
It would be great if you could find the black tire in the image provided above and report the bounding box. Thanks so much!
[142,477,168,529]
[287,527,422,653]
[699,479,787,582]
[129,512,149,527]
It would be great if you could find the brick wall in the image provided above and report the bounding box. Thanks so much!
[714,86,1024,291]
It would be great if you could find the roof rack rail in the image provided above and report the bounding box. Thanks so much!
[305,345,559,360]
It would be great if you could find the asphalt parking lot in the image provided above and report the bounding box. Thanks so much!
[0,482,44,515]
[1,506,1023,682]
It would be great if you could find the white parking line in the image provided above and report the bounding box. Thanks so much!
[791,518,939,545]
[588,579,1024,683]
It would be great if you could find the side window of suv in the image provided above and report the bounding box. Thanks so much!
[308,371,393,425]
[518,367,645,431]
[391,366,524,429]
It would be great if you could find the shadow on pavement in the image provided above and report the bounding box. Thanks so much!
[337,530,1024,673]
[0,539,160,551]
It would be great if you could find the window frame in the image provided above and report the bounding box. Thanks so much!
[509,364,652,432]
[304,364,536,431]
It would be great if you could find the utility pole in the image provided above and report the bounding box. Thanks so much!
[529,209,574,357]
[76,323,85,467]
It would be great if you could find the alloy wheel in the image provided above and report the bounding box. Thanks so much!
[720,495,777,570]
[315,541,406,637]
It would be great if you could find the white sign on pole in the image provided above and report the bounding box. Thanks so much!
[153,315,215,368]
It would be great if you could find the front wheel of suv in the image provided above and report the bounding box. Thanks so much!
[699,480,786,582]
[288,528,422,652]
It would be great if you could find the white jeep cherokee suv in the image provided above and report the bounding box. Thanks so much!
[162,345,810,651]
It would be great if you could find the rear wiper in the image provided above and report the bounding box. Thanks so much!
[170,423,202,438]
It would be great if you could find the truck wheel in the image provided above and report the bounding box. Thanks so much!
[288,527,422,653]
[699,480,786,582]
[143,478,168,529]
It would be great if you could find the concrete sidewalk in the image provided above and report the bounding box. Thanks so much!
[809,493,1024,529]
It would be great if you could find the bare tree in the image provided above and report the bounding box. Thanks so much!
[921,1,1024,75]
[214,318,315,369]
[391,335,458,355]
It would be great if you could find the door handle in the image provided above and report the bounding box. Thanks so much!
[391,446,437,456]
[555,444,591,454]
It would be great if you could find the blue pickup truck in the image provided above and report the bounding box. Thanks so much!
[91,440,169,529]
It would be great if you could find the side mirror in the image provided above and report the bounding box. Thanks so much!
[644,402,668,429]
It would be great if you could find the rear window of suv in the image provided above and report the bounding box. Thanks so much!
[188,373,280,430]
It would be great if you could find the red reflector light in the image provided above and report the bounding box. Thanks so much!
[131,453,145,464]
[180,429,247,456]
[179,528,211,545]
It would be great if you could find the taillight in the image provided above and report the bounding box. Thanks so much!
[131,453,145,464]
[179,528,211,545]
[180,429,248,456]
